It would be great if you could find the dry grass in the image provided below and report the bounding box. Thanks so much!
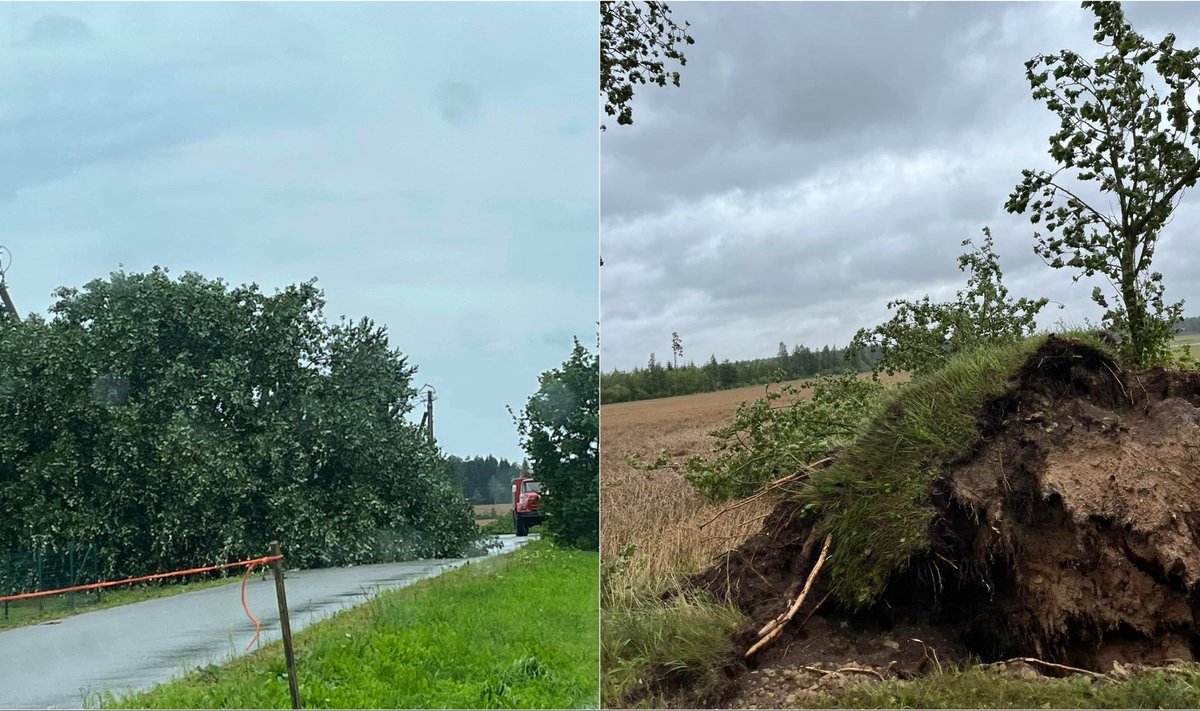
[601,375,908,584]
[472,503,514,517]
[602,379,814,583]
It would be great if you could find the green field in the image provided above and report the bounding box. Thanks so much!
[104,541,599,709]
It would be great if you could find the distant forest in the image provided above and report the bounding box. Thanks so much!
[603,316,1200,406]
[1178,316,1200,334]
[447,455,527,505]
[601,342,881,404]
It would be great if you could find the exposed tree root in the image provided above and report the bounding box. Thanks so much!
[1005,657,1104,678]
[745,534,831,658]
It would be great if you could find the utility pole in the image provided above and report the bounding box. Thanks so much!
[416,384,436,442]
[426,388,434,441]
[0,246,16,322]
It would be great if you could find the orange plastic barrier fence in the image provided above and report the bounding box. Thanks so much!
[0,554,282,604]
[0,553,285,651]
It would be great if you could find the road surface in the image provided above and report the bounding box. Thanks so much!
[0,535,532,708]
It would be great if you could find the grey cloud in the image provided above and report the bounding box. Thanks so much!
[433,81,483,127]
[24,14,92,46]
[602,2,1200,371]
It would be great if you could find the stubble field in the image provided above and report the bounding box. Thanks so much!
[600,376,904,583]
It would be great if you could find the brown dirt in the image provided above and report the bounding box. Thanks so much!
[689,337,1200,706]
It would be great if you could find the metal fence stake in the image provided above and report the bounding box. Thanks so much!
[270,541,302,709]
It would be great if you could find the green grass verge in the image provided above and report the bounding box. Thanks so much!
[105,541,599,709]
[481,515,517,535]
[813,664,1200,708]
[1,576,238,631]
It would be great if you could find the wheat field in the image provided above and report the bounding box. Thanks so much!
[600,381,807,583]
[600,375,908,584]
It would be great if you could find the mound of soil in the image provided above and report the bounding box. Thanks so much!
[693,337,1200,700]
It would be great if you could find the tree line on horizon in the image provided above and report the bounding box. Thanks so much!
[600,342,882,404]
[446,454,527,505]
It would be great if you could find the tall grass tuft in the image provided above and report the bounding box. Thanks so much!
[601,551,744,708]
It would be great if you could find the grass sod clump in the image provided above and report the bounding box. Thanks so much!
[104,541,598,709]
[601,561,745,709]
[797,333,1110,607]
[811,664,1200,708]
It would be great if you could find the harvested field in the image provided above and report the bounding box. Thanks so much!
[472,503,513,520]
[601,375,904,584]
[689,337,1200,706]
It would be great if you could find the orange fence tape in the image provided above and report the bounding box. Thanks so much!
[241,560,264,651]
[0,553,283,604]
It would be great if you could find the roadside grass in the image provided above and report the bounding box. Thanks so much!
[813,664,1200,708]
[104,540,598,709]
[481,515,517,535]
[1,576,237,632]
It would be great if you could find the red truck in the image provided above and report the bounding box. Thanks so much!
[511,472,544,537]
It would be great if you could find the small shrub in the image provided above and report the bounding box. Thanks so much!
[632,374,886,503]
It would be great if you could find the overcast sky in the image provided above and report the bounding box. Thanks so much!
[1,2,597,463]
[601,2,1200,372]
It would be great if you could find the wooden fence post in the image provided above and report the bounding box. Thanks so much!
[270,541,302,709]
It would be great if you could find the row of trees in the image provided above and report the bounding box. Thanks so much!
[0,269,476,579]
[601,343,881,404]
[446,455,526,505]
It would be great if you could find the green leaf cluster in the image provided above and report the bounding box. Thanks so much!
[848,228,1048,377]
[600,1,694,128]
[0,268,475,578]
[1007,1,1199,366]
[514,339,599,550]
[676,374,885,503]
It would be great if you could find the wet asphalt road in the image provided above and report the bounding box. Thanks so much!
[0,535,531,709]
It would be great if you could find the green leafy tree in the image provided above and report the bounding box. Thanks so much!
[671,331,683,368]
[1006,1,1199,366]
[0,269,475,577]
[600,1,694,128]
[513,339,598,550]
[848,229,1048,377]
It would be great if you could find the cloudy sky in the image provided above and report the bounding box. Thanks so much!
[601,2,1200,371]
[1,2,597,462]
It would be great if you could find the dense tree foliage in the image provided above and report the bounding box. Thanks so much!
[601,343,879,404]
[601,1,693,128]
[446,455,526,505]
[514,339,598,550]
[0,269,475,578]
[1006,1,1200,366]
[848,229,1048,377]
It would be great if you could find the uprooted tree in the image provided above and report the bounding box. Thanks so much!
[1006,0,1200,367]
[0,268,476,578]
[514,338,599,550]
[698,334,1200,673]
[847,228,1048,377]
